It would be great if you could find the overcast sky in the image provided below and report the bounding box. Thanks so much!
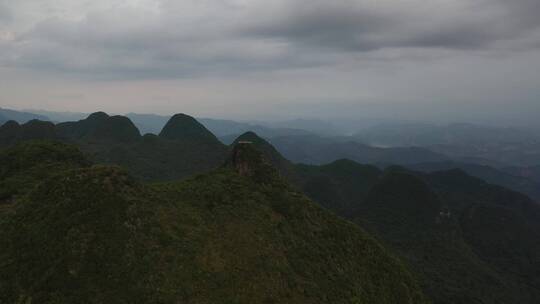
[1,0,539,125]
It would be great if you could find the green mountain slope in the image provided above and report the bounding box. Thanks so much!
[232,132,297,180]
[0,120,57,147]
[1,113,229,181]
[57,112,141,143]
[233,133,540,304]
[297,164,540,303]
[159,113,221,144]
[0,141,427,304]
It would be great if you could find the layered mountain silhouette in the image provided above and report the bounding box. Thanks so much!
[0,108,49,124]
[0,112,228,181]
[410,161,540,201]
[1,112,540,303]
[268,134,449,166]
[355,122,540,166]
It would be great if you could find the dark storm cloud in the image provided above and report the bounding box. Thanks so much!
[247,0,540,51]
[1,0,540,78]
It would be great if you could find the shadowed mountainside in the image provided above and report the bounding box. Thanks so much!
[242,132,540,304]
[0,112,229,181]
[0,141,427,304]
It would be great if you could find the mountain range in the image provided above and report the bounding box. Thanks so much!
[1,109,538,202]
[355,122,540,166]
[245,134,540,303]
[1,110,539,303]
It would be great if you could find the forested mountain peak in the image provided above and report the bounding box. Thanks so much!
[159,113,220,143]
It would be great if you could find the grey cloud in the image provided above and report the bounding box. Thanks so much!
[2,0,540,79]
[246,0,540,51]
[0,2,12,24]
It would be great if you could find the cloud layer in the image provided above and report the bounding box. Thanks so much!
[1,0,539,78]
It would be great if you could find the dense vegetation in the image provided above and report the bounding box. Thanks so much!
[0,112,229,181]
[1,113,539,303]
[0,141,427,303]
[242,133,540,303]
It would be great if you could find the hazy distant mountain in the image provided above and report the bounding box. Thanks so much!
[356,122,538,147]
[409,161,540,202]
[355,122,540,166]
[503,165,540,184]
[253,118,341,136]
[24,109,89,123]
[125,113,170,134]
[199,118,313,141]
[124,113,314,140]
[0,108,49,124]
[268,134,449,166]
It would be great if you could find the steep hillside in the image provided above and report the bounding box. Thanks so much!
[0,141,428,304]
[0,141,89,208]
[355,170,525,304]
[239,137,540,303]
[295,160,382,215]
[302,165,540,303]
[232,132,298,180]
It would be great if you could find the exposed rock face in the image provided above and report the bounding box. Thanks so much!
[226,143,279,183]
[232,131,297,179]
